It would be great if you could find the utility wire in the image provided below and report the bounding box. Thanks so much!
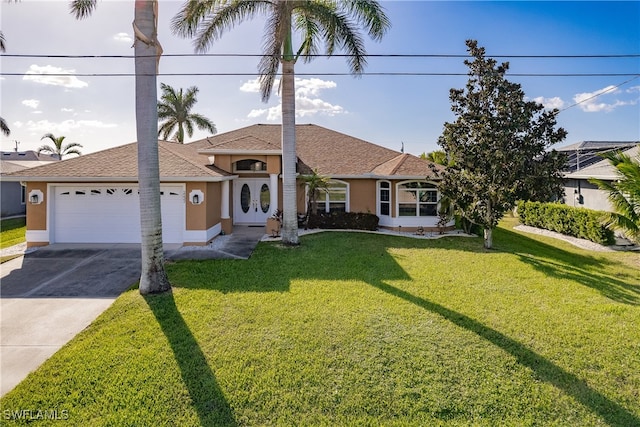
[4,72,639,77]
[2,53,639,59]
[558,75,640,113]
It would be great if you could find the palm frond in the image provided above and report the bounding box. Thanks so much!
[70,0,98,19]
[189,113,217,134]
[0,116,10,136]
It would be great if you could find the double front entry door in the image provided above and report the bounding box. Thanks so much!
[234,178,272,224]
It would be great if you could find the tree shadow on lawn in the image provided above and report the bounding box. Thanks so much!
[163,231,639,425]
[497,227,640,305]
[144,292,237,426]
[366,278,640,426]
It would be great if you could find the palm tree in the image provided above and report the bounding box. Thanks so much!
[589,149,640,243]
[172,0,390,245]
[158,83,217,143]
[70,0,170,294]
[301,168,330,228]
[38,133,83,160]
[421,150,448,166]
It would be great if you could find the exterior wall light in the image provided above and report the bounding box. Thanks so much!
[189,189,204,205]
[28,189,44,205]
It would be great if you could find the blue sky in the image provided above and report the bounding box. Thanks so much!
[1,1,639,156]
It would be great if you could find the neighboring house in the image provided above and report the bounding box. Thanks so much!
[3,124,449,247]
[562,144,639,211]
[558,140,638,173]
[0,151,58,217]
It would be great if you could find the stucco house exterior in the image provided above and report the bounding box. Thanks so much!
[563,144,638,211]
[0,151,58,217]
[4,124,449,247]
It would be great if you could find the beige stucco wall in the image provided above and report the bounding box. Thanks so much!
[206,181,222,228]
[185,182,207,231]
[25,182,48,247]
[25,182,47,231]
[347,179,376,213]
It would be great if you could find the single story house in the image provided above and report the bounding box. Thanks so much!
[563,144,638,211]
[1,151,58,217]
[4,124,449,247]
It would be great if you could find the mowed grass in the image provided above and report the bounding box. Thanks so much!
[1,219,639,426]
[0,217,26,250]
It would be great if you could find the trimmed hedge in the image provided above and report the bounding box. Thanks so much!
[307,212,379,231]
[516,201,615,245]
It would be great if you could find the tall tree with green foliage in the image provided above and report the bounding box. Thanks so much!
[172,0,389,245]
[438,40,567,249]
[589,149,640,243]
[70,0,170,294]
[157,83,217,143]
[38,133,83,160]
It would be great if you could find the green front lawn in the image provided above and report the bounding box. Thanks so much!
[2,220,639,426]
[0,217,26,249]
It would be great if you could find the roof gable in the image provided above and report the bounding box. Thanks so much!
[193,124,440,178]
[4,141,231,181]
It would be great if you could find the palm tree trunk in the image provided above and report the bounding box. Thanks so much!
[134,0,170,294]
[280,13,299,246]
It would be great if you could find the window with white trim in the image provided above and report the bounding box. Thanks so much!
[397,181,438,217]
[378,181,390,216]
[317,180,348,213]
[234,159,267,172]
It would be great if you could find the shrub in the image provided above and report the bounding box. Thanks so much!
[307,212,379,231]
[516,201,615,245]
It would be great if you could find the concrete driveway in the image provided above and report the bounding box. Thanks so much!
[0,245,142,397]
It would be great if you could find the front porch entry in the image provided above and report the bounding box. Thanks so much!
[233,178,272,225]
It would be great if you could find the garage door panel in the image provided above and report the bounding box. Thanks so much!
[52,186,184,244]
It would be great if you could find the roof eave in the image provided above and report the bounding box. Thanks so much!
[197,149,282,155]
[1,175,239,182]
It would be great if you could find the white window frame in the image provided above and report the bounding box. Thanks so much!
[316,179,349,213]
[395,180,439,218]
[377,180,391,217]
[233,159,267,173]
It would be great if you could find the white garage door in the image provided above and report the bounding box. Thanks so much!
[52,185,184,244]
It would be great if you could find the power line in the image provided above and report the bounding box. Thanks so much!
[4,72,639,77]
[2,53,639,59]
[558,75,640,113]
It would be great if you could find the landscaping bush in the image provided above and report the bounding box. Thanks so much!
[517,200,615,245]
[307,211,379,231]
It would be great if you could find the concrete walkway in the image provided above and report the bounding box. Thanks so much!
[0,226,266,397]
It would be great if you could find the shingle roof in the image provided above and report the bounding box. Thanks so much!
[193,124,441,178]
[4,141,232,181]
[5,124,441,181]
[0,151,58,161]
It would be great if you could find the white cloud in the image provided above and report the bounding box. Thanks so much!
[240,77,345,120]
[23,119,117,134]
[295,78,337,97]
[113,32,132,43]
[61,108,74,113]
[240,78,264,93]
[23,64,89,89]
[22,99,40,109]
[247,108,268,118]
[572,85,637,113]
[532,96,565,110]
[626,86,640,93]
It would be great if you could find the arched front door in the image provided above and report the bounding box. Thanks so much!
[233,178,271,224]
